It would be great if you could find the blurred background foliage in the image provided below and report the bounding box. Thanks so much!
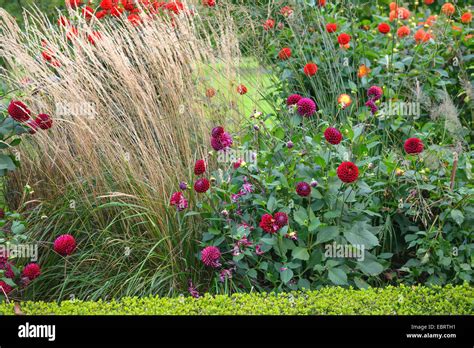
[0,0,65,26]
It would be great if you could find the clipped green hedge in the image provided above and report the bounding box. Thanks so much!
[1,284,472,315]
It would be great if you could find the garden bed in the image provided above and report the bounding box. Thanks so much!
[1,284,472,315]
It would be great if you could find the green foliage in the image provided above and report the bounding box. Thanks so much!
[0,284,472,315]
[0,0,65,25]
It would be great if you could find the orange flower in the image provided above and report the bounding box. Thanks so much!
[206,88,216,98]
[424,0,434,4]
[304,63,318,77]
[464,34,473,41]
[452,25,462,32]
[441,3,455,16]
[397,26,411,38]
[338,94,352,109]
[357,64,370,78]
[461,12,472,24]
[414,29,432,43]
[389,2,397,11]
[425,15,437,26]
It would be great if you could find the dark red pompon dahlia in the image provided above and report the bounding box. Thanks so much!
[54,234,76,256]
[35,113,53,130]
[22,263,41,280]
[8,100,31,122]
[404,138,424,154]
[286,94,302,106]
[296,182,311,197]
[324,127,342,145]
[337,162,359,183]
[194,178,210,193]
[274,212,288,228]
[194,159,206,175]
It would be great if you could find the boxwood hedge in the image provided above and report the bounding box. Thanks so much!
[1,284,472,315]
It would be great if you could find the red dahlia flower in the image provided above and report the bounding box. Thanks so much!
[206,88,216,98]
[81,6,94,20]
[296,98,317,117]
[337,33,351,45]
[367,85,383,101]
[66,0,83,8]
[100,0,118,10]
[263,19,275,30]
[278,47,291,60]
[286,94,302,106]
[169,191,188,211]
[54,234,76,256]
[296,182,311,197]
[280,6,293,17]
[274,212,288,228]
[8,100,31,122]
[324,127,342,145]
[378,23,391,34]
[194,159,206,175]
[210,127,232,151]
[96,10,108,19]
[303,63,318,76]
[194,178,210,193]
[211,126,224,138]
[337,162,359,183]
[35,114,53,130]
[201,246,221,267]
[441,3,455,16]
[259,213,275,233]
[0,280,12,294]
[326,23,337,33]
[404,138,424,154]
[0,261,14,279]
[22,263,41,280]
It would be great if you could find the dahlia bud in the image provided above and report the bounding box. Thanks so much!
[221,209,229,217]
[210,177,216,183]
[368,163,374,169]
[310,180,318,187]
[395,168,405,176]
[287,141,294,149]
[179,181,188,190]
[253,125,260,131]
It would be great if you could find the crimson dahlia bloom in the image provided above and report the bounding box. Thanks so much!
[278,47,291,60]
[170,191,188,211]
[303,63,318,76]
[337,162,359,183]
[22,263,41,280]
[367,86,383,100]
[201,246,221,268]
[324,127,342,145]
[259,214,276,233]
[194,178,210,193]
[378,23,391,34]
[404,138,424,154]
[100,0,118,10]
[210,127,232,151]
[0,261,14,279]
[35,114,53,130]
[296,182,311,197]
[274,212,288,228]
[8,100,31,122]
[337,33,351,45]
[286,94,302,106]
[326,23,337,33]
[296,98,317,117]
[0,280,13,294]
[194,159,206,175]
[54,234,76,256]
